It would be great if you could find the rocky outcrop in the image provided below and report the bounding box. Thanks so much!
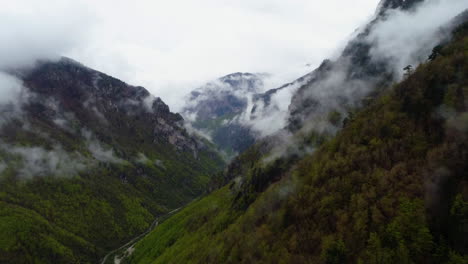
[14,57,207,157]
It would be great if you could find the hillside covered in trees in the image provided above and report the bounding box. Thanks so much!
[0,59,224,263]
[128,20,468,264]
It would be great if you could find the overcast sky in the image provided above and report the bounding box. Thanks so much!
[1,0,380,111]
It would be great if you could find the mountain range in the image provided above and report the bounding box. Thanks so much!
[127,0,468,263]
[0,0,467,263]
[0,58,224,263]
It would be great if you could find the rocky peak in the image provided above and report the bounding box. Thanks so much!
[184,72,264,119]
[218,72,264,93]
[377,0,425,12]
[9,57,203,156]
[182,72,267,158]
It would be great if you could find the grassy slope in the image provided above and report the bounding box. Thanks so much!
[129,24,468,264]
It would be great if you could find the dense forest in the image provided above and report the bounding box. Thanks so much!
[128,21,468,264]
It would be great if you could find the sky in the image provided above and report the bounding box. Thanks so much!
[1,0,380,111]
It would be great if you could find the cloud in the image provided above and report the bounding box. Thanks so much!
[245,0,468,142]
[0,0,92,69]
[367,0,468,78]
[63,0,380,111]
[239,74,313,137]
[0,143,88,178]
[304,0,468,132]
[183,122,213,142]
[0,127,125,179]
[253,0,468,163]
[235,92,286,138]
[81,129,124,164]
[0,73,23,105]
[292,0,468,135]
[0,0,93,118]
[87,141,124,164]
[0,0,381,112]
[0,73,33,128]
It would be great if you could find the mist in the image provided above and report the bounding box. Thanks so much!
[367,0,468,78]
[0,0,91,70]
[0,0,381,114]
[1,0,466,175]
[0,143,88,179]
[0,73,22,106]
[0,0,92,120]
[295,0,468,134]
[252,0,468,163]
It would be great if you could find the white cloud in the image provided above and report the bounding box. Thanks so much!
[248,0,468,162]
[1,144,88,178]
[81,128,124,164]
[63,0,380,111]
[0,0,93,69]
[0,0,380,111]
[0,0,93,114]
[367,0,468,78]
[0,73,23,105]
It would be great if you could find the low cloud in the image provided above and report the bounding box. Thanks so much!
[239,74,313,137]
[367,0,468,78]
[293,0,468,136]
[81,129,125,164]
[64,0,379,112]
[0,73,23,105]
[252,0,468,163]
[0,0,92,70]
[0,0,93,126]
[0,143,88,178]
[0,128,126,179]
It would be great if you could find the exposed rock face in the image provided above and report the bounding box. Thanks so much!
[182,72,265,158]
[0,57,225,263]
[185,72,263,119]
[14,57,206,157]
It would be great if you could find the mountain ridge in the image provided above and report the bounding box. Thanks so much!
[0,57,225,263]
[128,17,468,264]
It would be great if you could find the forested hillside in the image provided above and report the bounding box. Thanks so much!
[129,21,468,264]
[0,59,224,263]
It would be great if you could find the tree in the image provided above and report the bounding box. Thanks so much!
[403,65,413,78]
[428,45,443,61]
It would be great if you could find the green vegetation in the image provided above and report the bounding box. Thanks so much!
[0,153,222,263]
[129,23,468,264]
[0,61,225,262]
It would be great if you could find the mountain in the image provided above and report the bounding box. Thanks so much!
[182,72,265,159]
[287,0,429,133]
[0,58,224,263]
[183,71,310,159]
[127,2,468,264]
[377,0,424,12]
[182,0,434,160]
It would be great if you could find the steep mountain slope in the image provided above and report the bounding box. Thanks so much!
[288,0,429,132]
[182,0,436,160]
[0,58,224,263]
[128,20,468,264]
[182,72,265,158]
[183,71,311,159]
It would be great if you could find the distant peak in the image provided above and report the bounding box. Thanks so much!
[219,72,258,81]
[58,56,84,66]
[376,0,425,15]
